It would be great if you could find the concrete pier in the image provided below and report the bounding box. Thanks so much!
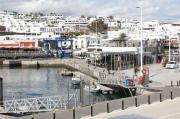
[2,60,10,67]
[21,60,38,68]
[3,60,21,67]
[0,59,3,65]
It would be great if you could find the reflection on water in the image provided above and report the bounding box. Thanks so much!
[0,68,122,105]
[0,68,73,99]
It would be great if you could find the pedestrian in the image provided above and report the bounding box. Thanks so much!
[107,64,111,74]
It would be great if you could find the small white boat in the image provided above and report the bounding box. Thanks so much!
[101,90,114,95]
[84,85,101,93]
[101,90,108,95]
[71,76,81,85]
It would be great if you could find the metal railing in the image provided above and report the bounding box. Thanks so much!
[3,81,180,119]
[0,51,46,58]
[3,94,78,113]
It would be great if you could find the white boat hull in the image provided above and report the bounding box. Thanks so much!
[84,85,101,93]
[71,76,81,85]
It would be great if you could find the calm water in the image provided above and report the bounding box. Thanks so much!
[0,68,122,105]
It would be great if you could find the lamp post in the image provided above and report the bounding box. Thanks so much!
[178,37,180,66]
[95,18,98,67]
[178,33,180,66]
[136,6,143,76]
[169,36,171,61]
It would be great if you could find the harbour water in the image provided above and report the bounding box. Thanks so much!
[0,67,122,106]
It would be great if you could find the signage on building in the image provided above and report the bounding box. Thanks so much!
[125,79,135,87]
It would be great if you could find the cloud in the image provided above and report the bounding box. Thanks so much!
[0,0,179,21]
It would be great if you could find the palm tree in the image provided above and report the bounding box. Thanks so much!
[117,33,127,47]
[87,19,108,33]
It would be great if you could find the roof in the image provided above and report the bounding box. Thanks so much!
[88,47,138,53]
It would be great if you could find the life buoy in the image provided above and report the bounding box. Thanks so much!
[138,76,145,83]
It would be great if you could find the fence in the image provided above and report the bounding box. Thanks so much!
[0,51,46,58]
[8,81,180,119]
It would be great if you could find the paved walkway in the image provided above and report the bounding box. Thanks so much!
[71,59,180,88]
[81,97,180,119]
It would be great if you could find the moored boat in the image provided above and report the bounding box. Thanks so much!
[71,76,81,85]
[61,70,73,76]
[84,84,101,93]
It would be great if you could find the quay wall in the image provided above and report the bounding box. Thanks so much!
[2,60,21,67]
[21,61,39,68]
[1,59,97,78]
[35,59,97,79]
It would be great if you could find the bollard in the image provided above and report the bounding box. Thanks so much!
[73,107,75,119]
[160,93,162,102]
[177,80,179,87]
[122,100,124,110]
[135,97,138,107]
[31,115,34,119]
[31,113,35,119]
[53,112,56,119]
[171,81,173,87]
[148,95,151,104]
[91,104,93,117]
[107,102,110,113]
[171,91,173,100]
[80,80,84,107]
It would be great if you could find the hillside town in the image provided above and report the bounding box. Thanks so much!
[0,10,179,68]
[0,1,180,118]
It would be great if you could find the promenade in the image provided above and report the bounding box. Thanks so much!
[81,97,180,119]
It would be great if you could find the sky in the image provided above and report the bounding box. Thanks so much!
[0,0,180,21]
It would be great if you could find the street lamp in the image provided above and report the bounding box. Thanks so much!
[95,18,98,67]
[169,36,171,61]
[136,6,143,76]
[178,33,180,66]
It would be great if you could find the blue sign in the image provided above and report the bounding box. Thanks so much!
[125,79,135,87]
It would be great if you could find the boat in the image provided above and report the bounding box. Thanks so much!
[101,90,108,95]
[101,90,114,95]
[61,70,73,76]
[61,72,73,76]
[84,84,101,93]
[71,76,81,85]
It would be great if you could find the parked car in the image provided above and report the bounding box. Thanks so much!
[172,50,179,55]
[165,61,179,69]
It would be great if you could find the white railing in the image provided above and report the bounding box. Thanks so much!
[3,94,77,113]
